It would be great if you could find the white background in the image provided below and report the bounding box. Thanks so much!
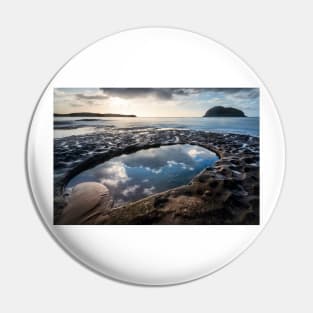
[0,1,311,312]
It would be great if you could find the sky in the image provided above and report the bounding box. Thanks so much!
[54,88,259,117]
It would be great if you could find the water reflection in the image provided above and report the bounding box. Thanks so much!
[66,144,218,206]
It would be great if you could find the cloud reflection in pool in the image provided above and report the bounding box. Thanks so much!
[66,144,218,206]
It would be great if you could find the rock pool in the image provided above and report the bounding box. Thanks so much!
[66,144,218,206]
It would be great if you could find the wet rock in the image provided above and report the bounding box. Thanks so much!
[54,128,259,225]
[56,182,112,225]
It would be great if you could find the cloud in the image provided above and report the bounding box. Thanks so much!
[187,148,206,158]
[120,145,196,169]
[166,160,191,170]
[99,161,130,187]
[143,186,156,195]
[99,88,259,100]
[206,88,258,97]
[70,103,84,107]
[100,88,177,100]
[122,184,140,196]
[54,87,259,116]
[75,93,108,100]
[99,88,204,100]
[54,89,110,111]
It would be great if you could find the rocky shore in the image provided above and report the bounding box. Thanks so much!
[54,127,259,225]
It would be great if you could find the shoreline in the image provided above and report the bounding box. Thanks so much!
[54,128,259,225]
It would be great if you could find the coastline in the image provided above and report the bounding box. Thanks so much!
[54,128,259,225]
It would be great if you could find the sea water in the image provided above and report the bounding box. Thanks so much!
[54,116,259,138]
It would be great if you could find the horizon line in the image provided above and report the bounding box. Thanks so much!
[54,113,259,118]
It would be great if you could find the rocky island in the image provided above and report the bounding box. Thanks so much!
[204,106,246,117]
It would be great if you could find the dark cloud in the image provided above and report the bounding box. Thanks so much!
[208,88,259,99]
[99,88,209,100]
[100,88,259,100]
[100,88,183,100]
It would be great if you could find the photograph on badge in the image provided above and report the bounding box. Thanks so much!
[54,88,259,225]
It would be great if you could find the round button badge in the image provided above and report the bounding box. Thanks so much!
[27,28,285,285]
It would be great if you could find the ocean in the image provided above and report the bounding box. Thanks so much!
[54,116,259,138]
